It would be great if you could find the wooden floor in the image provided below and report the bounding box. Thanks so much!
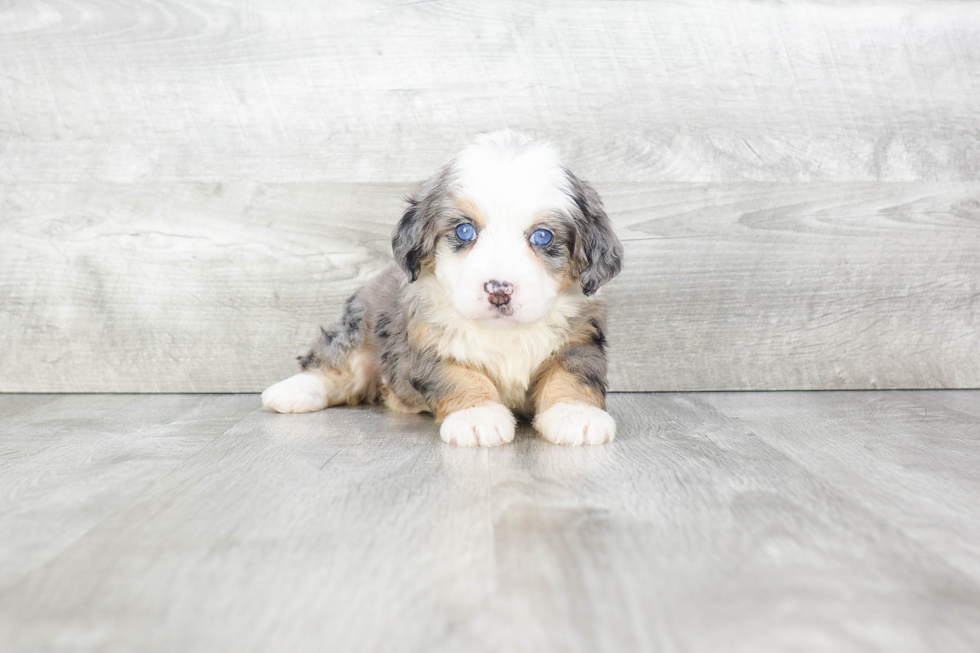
[1,392,979,652]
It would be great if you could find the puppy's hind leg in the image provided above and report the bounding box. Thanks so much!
[262,294,380,414]
[261,371,334,414]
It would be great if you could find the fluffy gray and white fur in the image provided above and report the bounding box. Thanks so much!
[262,130,624,446]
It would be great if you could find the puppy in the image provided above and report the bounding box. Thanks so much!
[262,130,623,446]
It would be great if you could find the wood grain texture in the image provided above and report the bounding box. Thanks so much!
[1,0,979,183]
[609,183,980,391]
[1,399,499,652]
[704,390,980,583]
[0,394,256,591]
[3,0,980,391]
[2,181,979,392]
[1,391,979,652]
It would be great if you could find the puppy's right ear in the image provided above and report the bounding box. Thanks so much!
[392,166,453,282]
[392,195,427,282]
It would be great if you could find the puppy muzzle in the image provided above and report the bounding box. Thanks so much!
[484,280,513,307]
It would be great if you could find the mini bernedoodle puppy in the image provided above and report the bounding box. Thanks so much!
[262,130,623,446]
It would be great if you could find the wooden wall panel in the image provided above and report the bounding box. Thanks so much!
[1,0,979,391]
[2,181,978,392]
[1,1,978,183]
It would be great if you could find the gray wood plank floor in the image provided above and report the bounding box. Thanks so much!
[0,392,978,652]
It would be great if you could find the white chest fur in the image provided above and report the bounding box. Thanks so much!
[440,318,566,411]
[417,282,586,413]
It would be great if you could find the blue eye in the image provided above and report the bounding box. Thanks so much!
[530,229,553,246]
[456,223,477,242]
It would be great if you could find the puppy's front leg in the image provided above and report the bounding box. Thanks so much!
[531,350,615,446]
[435,366,515,448]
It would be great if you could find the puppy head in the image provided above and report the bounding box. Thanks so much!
[392,130,623,326]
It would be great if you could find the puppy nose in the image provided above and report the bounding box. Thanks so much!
[484,279,514,307]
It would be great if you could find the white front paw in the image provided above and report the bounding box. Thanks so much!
[261,372,329,413]
[534,403,616,446]
[440,404,516,447]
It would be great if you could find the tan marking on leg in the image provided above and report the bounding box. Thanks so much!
[531,362,605,414]
[346,349,382,405]
[306,370,355,407]
[302,347,382,408]
[433,365,501,421]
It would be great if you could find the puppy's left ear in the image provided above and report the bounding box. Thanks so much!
[567,172,624,295]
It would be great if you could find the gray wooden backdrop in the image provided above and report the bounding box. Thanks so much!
[2,0,979,393]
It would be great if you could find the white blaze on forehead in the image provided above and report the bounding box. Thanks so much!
[431,130,577,329]
[451,130,573,228]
